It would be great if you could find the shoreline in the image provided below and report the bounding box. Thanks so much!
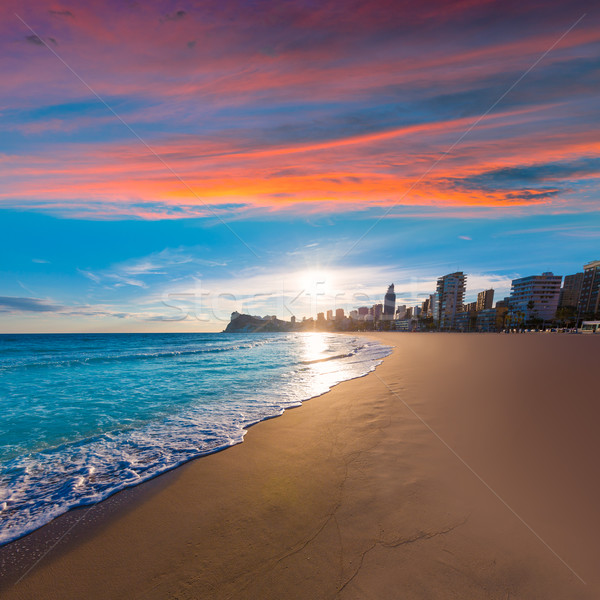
[0,333,391,577]
[1,333,599,598]
[0,332,392,552]
[0,333,390,550]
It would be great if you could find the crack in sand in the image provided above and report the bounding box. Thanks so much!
[335,516,470,597]
[224,452,357,597]
[267,447,372,564]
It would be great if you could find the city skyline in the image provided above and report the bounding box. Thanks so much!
[227,256,598,333]
[1,1,599,332]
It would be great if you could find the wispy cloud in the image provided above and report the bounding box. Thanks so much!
[0,296,60,312]
[24,34,43,46]
[48,9,74,18]
[79,247,227,290]
[0,295,132,319]
[161,9,186,22]
[499,224,600,237]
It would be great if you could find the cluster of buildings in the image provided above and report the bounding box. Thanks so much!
[315,259,600,332]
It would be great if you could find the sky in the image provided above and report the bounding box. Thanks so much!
[0,0,599,332]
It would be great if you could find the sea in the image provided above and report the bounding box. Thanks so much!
[0,332,390,546]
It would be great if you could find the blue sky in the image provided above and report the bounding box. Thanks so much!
[0,0,599,331]
[1,208,597,332]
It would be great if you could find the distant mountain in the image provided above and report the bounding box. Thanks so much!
[224,312,293,333]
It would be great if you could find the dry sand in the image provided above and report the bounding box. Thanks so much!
[1,332,599,599]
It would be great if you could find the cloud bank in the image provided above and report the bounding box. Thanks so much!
[0,0,598,219]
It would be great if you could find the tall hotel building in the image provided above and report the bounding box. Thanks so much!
[578,260,600,316]
[476,289,494,311]
[436,272,466,329]
[560,272,584,308]
[383,284,396,319]
[509,272,562,322]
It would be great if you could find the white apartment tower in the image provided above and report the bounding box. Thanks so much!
[436,272,466,329]
[508,272,562,322]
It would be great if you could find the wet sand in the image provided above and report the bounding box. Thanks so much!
[1,332,599,599]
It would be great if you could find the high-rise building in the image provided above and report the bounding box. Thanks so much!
[476,289,494,311]
[508,272,562,322]
[335,308,344,321]
[430,293,440,322]
[421,298,431,317]
[357,306,369,316]
[464,301,477,313]
[436,272,466,329]
[316,312,325,322]
[383,284,396,318]
[578,260,600,316]
[326,309,333,321]
[349,310,358,319]
[395,305,407,319]
[372,304,383,321]
[559,272,583,308]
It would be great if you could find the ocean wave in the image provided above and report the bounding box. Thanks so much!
[0,338,279,371]
[298,344,368,365]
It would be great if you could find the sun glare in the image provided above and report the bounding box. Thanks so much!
[296,269,335,296]
[301,331,328,361]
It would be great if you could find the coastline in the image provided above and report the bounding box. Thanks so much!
[0,333,391,546]
[0,333,390,549]
[1,333,599,599]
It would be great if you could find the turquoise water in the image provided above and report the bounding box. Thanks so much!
[0,332,390,545]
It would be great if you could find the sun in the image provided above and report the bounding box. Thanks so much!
[296,269,335,297]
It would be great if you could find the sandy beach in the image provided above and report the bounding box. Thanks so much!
[1,332,599,599]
